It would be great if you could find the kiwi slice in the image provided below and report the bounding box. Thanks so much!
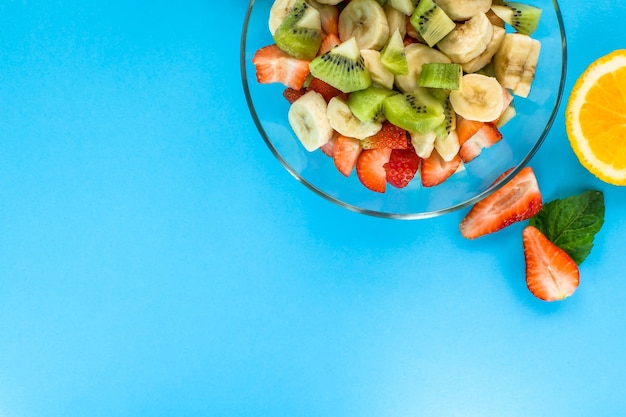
[409,0,455,47]
[383,88,445,134]
[309,37,372,93]
[348,85,397,123]
[380,28,409,76]
[491,2,542,35]
[273,0,322,61]
[429,90,456,139]
[418,63,462,90]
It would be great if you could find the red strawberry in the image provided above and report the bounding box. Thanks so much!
[320,132,338,157]
[283,87,306,104]
[307,77,347,103]
[356,148,392,193]
[333,135,362,176]
[318,5,339,36]
[421,150,462,187]
[319,32,341,55]
[459,166,543,239]
[385,145,420,188]
[523,225,580,302]
[455,114,484,145]
[361,121,409,150]
[252,44,311,90]
[459,122,503,163]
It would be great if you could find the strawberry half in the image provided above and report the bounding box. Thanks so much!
[421,150,462,188]
[385,145,420,188]
[460,166,543,239]
[320,132,338,157]
[455,114,484,145]
[252,44,311,90]
[283,87,306,104]
[459,122,503,163]
[361,121,409,150]
[523,225,580,302]
[333,135,362,176]
[356,148,392,193]
[308,77,347,103]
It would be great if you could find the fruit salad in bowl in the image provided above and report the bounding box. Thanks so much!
[241,0,566,219]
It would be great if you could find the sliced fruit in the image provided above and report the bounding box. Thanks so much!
[436,13,493,64]
[333,135,363,176]
[383,89,445,134]
[320,132,338,156]
[327,96,383,139]
[459,166,543,239]
[421,149,462,187]
[455,114,484,144]
[458,122,503,162]
[523,225,580,302]
[385,145,420,188]
[461,25,506,74]
[309,37,372,93]
[360,49,395,90]
[395,43,451,93]
[283,87,307,103]
[380,28,409,75]
[491,2,542,36]
[361,121,409,149]
[384,2,407,39]
[409,0,456,48]
[252,44,311,90]
[347,85,397,122]
[434,0,491,21]
[288,90,335,151]
[338,0,390,50]
[387,0,416,16]
[565,49,626,185]
[307,76,347,102]
[274,0,323,60]
[418,62,462,90]
[269,0,298,36]
[410,130,437,158]
[434,130,460,162]
[309,0,340,36]
[493,32,541,98]
[356,148,393,192]
[318,32,342,55]
[449,73,504,122]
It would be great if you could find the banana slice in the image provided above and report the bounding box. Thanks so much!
[434,130,460,162]
[434,0,492,21]
[269,0,298,36]
[288,91,334,151]
[327,96,383,139]
[461,25,506,74]
[395,43,451,93]
[494,33,541,98]
[338,0,390,50]
[384,2,407,39]
[449,73,504,122]
[410,130,437,159]
[387,0,415,16]
[360,49,395,90]
[315,0,342,4]
[436,13,493,64]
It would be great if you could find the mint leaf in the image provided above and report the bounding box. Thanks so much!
[529,190,605,265]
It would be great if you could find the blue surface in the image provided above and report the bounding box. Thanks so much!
[1,1,625,416]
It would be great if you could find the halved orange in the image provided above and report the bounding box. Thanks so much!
[565,49,626,185]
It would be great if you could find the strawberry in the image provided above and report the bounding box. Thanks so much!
[421,150,462,187]
[356,148,392,193]
[283,87,306,104]
[320,132,338,157]
[459,122,503,163]
[455,114,484,145]
[333,135,362,176]
[318,5,339,37]
[252,44,311,90]
[319,32,341,55]
[523,225,580,302]
[459,166,543,239]
[361,121,409,150]
[385,145,420,188]
[307,77,347,103]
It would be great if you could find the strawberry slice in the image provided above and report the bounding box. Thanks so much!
[252,44,311,90]
[333,135,362,176]
[318,32,341,56]
[320,132,338,157]
[361,121,409,150]
[283,87,306,104]
[356,148,392,193]
[459,122,503,163]
[455,114,484,145]
[523,225,580,302]
[460,166,543,239]
[421,150,462,187]
[307,77,347,103]
[385,145,420,188]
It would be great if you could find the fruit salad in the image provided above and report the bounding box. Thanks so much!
[252,0,543,193]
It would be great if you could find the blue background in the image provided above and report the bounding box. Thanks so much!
[1,1,625,416]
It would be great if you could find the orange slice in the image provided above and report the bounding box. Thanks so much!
[565,49,626,185]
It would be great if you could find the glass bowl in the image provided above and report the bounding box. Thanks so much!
[240,0,566,220]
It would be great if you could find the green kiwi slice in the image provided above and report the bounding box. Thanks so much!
[348,85,397,123]
[409,0,455,47]
[491,2,542,35]
[309,38,372,93]
[418,63,462,90]
[383,88,445,134]
[273,0,322,61]
[380,28,409,76]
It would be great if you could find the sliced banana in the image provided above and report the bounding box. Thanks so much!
[384,2,407,39]
[461,25,506,73]
[436,13,493,64]
[314,0,342,4]
[288,91,334,151]
[327,96,383,139]
[360,49,395,90]
[434,0,492,21]
[494,33,541,98]
[434,130,460,162]
[395,43,451,93]
[410,130,437,159]
[338,0,390,50]
[269,0,298,36]
[387,0,415,16]
[449,73,504,122]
